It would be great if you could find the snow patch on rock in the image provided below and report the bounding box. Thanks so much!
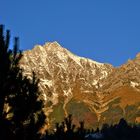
[130,81,139,88]
[40,79,52,87]
[63,88,72,96]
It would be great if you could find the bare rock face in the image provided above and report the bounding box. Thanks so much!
[19,42,140,129]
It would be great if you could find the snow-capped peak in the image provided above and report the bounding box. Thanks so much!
[41,42,106,68]
[44,41,65,52]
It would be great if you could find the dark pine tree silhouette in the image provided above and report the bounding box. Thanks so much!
[0,25,46,140]
[42,115,140,140]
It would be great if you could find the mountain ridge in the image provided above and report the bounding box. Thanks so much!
[20,42,140,129]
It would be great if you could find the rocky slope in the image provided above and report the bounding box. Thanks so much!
[19,42,140,129]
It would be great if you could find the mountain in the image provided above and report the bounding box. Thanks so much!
[19,42,140,129]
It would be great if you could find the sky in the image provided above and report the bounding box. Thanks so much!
[1,0,140,66]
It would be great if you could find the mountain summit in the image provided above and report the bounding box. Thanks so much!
[20,42,140,128]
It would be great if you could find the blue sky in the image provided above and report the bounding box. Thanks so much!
[1,0,140,66]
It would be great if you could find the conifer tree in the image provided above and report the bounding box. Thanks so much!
[0,25,46,140]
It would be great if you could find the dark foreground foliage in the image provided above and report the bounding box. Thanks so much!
[0,25,45,140]
[42,115,140,140]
